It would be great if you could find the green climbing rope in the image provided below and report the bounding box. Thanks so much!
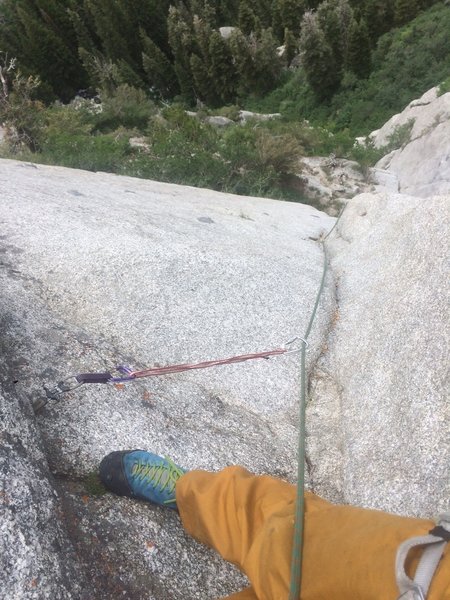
[288,206,345,600]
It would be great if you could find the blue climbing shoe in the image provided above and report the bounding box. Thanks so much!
[99,450,186,509]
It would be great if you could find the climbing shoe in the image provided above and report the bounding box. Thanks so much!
[99,450,186,509]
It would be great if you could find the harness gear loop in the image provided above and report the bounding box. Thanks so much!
[396,513,450,600]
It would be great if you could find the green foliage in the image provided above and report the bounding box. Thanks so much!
[337,2,450,132]
[317,0,353,74]
[95,84,157,131]
[238,0,259,34]
[0,0,87,101]
[346,18,372,78]
[167,6,196,101]
[1,0,448,212]
[39,130,131,171]
[438,75,450,96]
[228,29,255,94]
[299,11,340,100]
[0,0,443,109]
[141,31,178,99]
[395,0,419,26]
[253,29,285,93]
[0,58,44,151]
[385,119,414,150]
[361,0,395,42]
[208,31,237,104]
[278,0,305,37]
[190,53,215,104]
[283,28,298,64]
[251,3,450,135]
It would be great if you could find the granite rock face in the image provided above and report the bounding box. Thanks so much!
[1,157,448,598]
[0,158,334,599]
[0,379,90,599]
[370,87,450,197]
[307,192,450,517]
[296,155,371,215]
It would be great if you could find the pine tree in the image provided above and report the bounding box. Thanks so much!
[167,6,196,101]
[208,30,237,104]
[116,59,146,89]
[203,2,218,27]
[317,0,353,77]
[283,28,298,65]
[255,0,274,28]
[141,32,178,97]
[190,52,218,104]
[299,10,340,100]
[346,17,371,78]
[132,0,172,57]
[394,0,419,26]
[228,28,255,94]
[238,0,258,35]
[193,15,213,64]
[253,28,283,93]
[217,0,240,24]
[0,0,87,100]
[82,1,122,62]
[278,0,305,37]
[271,0,285,41]
[362,0,395,42]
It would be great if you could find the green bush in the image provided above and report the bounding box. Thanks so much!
[438,75,450,95]
[39,131,131,172]
[94,85,157,132]
[385,119,414,150]
[0,64,44,151]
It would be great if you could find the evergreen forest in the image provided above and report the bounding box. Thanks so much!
[1,0,450,204]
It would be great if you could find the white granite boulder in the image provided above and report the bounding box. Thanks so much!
[307,192,450,517]
[371,87,450,197]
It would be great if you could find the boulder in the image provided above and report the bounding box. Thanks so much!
[307,192,450,517]
[129,136,150,151]
[295,156,371,215]
[376,120,450,197]
[371,166,399,193]
[219,26,235,39]
[370,87,450,148]
[238,110,281,123]
[371,87,450,197]
[204,115,234,127]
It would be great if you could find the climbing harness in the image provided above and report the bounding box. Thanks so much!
[396,513,450,600]
[44,336,307,402]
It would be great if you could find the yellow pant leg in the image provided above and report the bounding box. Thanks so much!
[224,588,258,600]
[176,467,450,600]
